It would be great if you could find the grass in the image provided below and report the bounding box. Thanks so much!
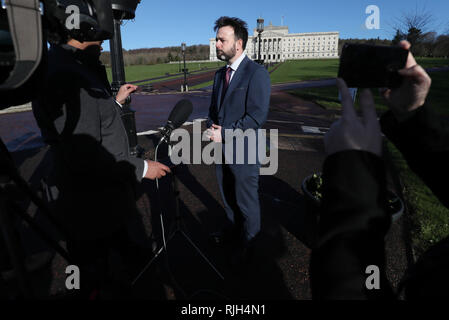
[416,57,449,69]
[270,59,339,84]
[188,63,280,90]
[132,74,187,86]
[386,141,449,257]
[384,71,449,256]
[288,85,390,113]
[110,57,448,90]
[190,80,214,90]
[106,61,225,83]
[288,71,449,257]
[108,57,448,85]
[288,71,449,116]
[269,57,449,85]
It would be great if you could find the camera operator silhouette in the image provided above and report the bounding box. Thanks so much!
[31,32,170,298]
[311,41,449,300]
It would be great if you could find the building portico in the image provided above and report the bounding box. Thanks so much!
[210,22,339,63]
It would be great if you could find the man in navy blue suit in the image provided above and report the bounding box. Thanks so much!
[206,17,271,265]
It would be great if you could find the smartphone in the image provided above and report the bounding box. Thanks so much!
[338,43,409,88]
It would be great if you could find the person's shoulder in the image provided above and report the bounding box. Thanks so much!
[244,57,267,73]
[243,58,269,80]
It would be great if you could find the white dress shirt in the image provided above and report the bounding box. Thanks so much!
[226,53,246,83]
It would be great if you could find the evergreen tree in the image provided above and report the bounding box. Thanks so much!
[407,27,422,47]
[392,29,405,45]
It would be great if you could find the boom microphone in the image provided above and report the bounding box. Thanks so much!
[159,99,193,144]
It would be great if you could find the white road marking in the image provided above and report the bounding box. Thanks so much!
[301,126,329,134]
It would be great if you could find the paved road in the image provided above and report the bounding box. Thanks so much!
[129,66,222,85]
[0,86,333,153]
[0,92,213,152]
[3,62,448,152]
[2,62,444,299]
[1,87,412,299]
[151,70,217,92]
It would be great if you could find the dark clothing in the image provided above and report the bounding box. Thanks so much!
[380,106,449,208]
[311,105,449,299]
[32,44,144,241]
[311,151,394,299]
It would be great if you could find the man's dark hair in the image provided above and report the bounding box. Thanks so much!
[214,16,249,51]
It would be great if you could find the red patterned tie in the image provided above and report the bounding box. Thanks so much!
[221,67,232,105]
[224,66,232,92]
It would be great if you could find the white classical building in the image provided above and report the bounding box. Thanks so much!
[210,22,339,62]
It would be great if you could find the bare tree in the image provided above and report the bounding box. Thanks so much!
[398,9,433,33]
[391,5,436,55]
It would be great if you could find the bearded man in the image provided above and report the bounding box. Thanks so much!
[206,16,271,268]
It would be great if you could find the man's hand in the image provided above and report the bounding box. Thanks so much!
[207,124,222,143]
[381,40,431,121]
[116,84,139,105]
[144,160,171,180]
[324,78,382,157]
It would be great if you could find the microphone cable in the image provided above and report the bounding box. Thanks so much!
[154,140,188,299]
[154,140,229,301]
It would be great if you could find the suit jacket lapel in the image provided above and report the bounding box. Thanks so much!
[218,56,249,114]
[216,67,225,112]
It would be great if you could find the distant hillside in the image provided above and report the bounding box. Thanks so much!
[100,44,209,66]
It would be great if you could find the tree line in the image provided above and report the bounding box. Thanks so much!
[390,30,449,58]
[390,8,449,57]
[100,44,209,67]
[338,34,448,58]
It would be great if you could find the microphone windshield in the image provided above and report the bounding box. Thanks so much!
[168,99,193,129]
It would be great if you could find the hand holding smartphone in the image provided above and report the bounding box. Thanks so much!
[338,43,409,88]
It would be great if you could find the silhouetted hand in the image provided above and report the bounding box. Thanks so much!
[144,160,171,180]
[381,40,432,121]
[325,78,382,157]
[116,84,139,105]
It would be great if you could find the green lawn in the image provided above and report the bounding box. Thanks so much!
[110,57,448,88]
[288,71,449,257]
[386,141,449,257]
[269,58,449,85]
[270,59,339,84]
[288,85,392,114]
[190,80,214,90]
[288,71,449,116]
[416,57,449,69]
[188,63,280,90]
[385,71,449,256]
[106,61,225,83]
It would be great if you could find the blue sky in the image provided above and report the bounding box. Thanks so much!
[103,0,449,51]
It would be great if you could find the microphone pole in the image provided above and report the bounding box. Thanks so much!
[109,1,143,157]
